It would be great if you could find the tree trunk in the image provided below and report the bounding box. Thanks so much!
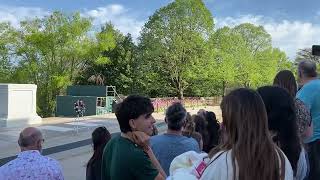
[178,88,184,100]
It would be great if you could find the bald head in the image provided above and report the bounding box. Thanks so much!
[18,127,43,151]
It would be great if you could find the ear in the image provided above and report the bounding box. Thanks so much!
[36,139,42,150]
[129,119,136,130]
[298,69,303,78]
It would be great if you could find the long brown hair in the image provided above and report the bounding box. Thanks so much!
[273,70,297,97]
[184,113,195,135]
[209,88,285,180]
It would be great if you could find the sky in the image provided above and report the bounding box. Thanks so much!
[0,0,319,60]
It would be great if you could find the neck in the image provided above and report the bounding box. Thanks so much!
[301,77,317,85]
[20,147,39,152]
[167,129,182,135]
[121,132,130,139]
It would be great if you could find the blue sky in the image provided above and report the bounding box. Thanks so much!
[0,0,319,59]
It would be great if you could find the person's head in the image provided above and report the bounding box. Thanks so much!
[115,95,155,135]
[165,102,187,131]
[205,111,220,150]
[205,111,217,122]
[87,126,111,168]
[18,127,44,152]
[193,115,207,135]
[257,86,301,175]
[211,88,283,180]
[183,112,195,133]
[193,114,209,148]
[297,60,318,85]
[197,109,206,118]
[273,70,297,97]
[91,126,111,151]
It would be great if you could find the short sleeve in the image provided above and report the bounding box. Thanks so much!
[130,150,159,180]
[297,89,313,110]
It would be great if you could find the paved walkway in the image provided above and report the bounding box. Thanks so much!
[0,106,221,179]
[0,106,221,164]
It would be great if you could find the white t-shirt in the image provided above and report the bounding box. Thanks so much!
[200,150,293,180]
[295,147,308,180]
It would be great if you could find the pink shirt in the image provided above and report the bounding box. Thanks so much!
[0,150,64,180]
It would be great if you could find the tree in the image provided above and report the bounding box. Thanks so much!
[295,48,320,64]
[209,24,292,91]
[13,12,93,116]
[233,23,272,55]
[139,0,214,99]
[76,23,140,95]
[0,22,17,82]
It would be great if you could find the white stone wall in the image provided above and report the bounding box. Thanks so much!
[0,84,41,125]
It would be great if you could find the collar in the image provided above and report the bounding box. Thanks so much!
[17,150,41,158]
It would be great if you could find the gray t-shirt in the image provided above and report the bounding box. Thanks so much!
[150,133,200,175]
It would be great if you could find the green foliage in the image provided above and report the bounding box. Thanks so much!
[139,0,214,99]
[8,12,94,116]
[1,1,296,116]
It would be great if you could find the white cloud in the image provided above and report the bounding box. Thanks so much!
[0,4,145,42]
[0,5,49,28]
[82,4,145,41]
[216,15,320,60]
[2,4,318,60]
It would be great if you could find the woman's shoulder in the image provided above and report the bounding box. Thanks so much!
[200,150,233,180]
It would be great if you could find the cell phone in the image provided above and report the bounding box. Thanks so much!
[312,45,320,56]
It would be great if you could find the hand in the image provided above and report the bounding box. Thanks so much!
[127,131,150,149]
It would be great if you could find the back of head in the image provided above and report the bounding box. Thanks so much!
[193,114,209,148]
[183,112,195,133]
[18,127,43,151]
[215,88,281,180]
[165,102,187,131]
[192,115,207,135]
[298,60,318,78]
[273,70,297,97]
[115,95,154,133]
[88,126,111,167]
[205,111,220,149]
[197,109,206,118]
[257,86,301,175]
[92,126,111,151]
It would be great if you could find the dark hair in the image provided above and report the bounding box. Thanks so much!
[165,102,187,131]
[298,60,317,78]
[273,70,297,97]
[115,95,154,133]
[209,88,284,180]
[193,114,209,151]
[257,86,301,175]
[205,111,220,152]
[87,127,111,168]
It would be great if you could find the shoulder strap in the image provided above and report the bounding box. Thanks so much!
[203,151,225,172]
[277,148,286,180]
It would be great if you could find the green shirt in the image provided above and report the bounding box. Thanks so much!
[101,135,158,180]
